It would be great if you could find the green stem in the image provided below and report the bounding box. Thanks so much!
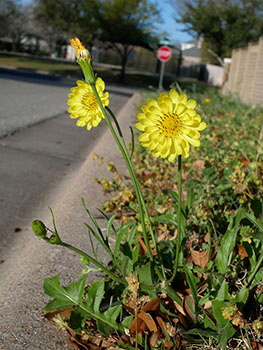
[61,242,127,286]
[90,83,155,261]
[168,155,183,284]
[247,250,263,286]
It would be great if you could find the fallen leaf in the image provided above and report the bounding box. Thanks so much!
[44,307,73,322]
[139,311,158,332]
[183,295,195,322]
[190,248,209,268]
[141,298,160,312]
[236,244,249,258]
[252,342,263,350]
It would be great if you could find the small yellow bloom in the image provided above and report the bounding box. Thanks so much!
[252,320,263,335]
[67,78,109,130]
[204,98,211,103]
[136,90,206,161]
[222,304,237,320]
[69,37,91,61]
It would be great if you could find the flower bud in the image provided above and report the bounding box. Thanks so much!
[69,37,95,84]
[32,220,48,240]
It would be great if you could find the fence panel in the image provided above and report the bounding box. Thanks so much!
[228,38,263,105]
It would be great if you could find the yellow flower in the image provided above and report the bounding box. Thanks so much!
[204,98,211,103]
[136,90,206,161]
[67,78,109,130]
[69,37,91,61]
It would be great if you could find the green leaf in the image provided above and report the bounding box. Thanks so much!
[243,212,263,233]
[234,288,249,306]
[215,208,243,274]
[44,275,86,312]
[184,268,199,312]
[218,321,236,350]
[113,222,133,255]
[96,304,122,334]
[152,213,177,226]
[135,261,153,287]
[129,126,135,159]
[212,300,236,350]
[183,327,217,337]
[69,306,88,332]
[216,280,229,301]
[168,189,187,218]
[86,279,105,312]
[204,314,217,331]
[44,275,123,335]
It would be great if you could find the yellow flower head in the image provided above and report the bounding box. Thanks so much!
[204,98,211,103]
[69,37,91,61]
[67,77,109,130]
[136,90,206,161]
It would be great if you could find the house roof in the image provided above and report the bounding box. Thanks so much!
[181,39,201,58]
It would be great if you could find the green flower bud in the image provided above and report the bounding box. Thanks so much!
[32,220,48,240]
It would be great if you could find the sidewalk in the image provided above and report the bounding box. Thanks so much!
[0,85,141,349]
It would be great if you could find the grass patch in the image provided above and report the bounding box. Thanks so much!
[0,53,176,89]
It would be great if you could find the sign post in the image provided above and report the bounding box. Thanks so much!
[157,46,172,92]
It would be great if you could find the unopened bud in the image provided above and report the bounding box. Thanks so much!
[32,220,48,240]
[69,37,95,84]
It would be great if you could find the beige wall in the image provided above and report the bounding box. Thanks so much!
[227,37,263,105]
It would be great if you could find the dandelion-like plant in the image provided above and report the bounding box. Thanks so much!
[67,78,109,130]
[31,40,263,349]
[136,90,206,161]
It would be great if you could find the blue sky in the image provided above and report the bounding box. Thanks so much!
[22,0,193,44]
[155,0,193,44]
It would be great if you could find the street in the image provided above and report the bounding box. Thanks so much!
[0,68,132,251]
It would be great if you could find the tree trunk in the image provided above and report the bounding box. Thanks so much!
[120,45,128,83]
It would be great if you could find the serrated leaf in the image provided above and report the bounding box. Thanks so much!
[44,275,86,312]
[44,275,123,335]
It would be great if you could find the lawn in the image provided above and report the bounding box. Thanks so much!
[0,53,178,89]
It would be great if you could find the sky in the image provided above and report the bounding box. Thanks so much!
[21,0,193,45]
[155,0,193,44]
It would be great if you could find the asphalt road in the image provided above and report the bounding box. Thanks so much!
[0,68,76,137]
[0,68,133,253]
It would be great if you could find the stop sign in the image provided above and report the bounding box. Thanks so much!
[157,46,172,62]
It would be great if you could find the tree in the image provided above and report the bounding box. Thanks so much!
[86,0,161,81]
[171,0,263,59]
[0,0,34,51]
[34,0,93,54]
[33,0,161,79]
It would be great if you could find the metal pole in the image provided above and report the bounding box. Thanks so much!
[158,61,165,92]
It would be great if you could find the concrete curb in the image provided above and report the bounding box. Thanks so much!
[0,92,141,350]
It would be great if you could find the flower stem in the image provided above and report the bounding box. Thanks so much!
[90,84,156,262]
[168,155,183,284]
[61,242,127,286]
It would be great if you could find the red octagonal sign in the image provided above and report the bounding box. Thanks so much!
[157,45,172,62]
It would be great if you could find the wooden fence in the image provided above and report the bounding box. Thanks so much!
[227,37,263,105]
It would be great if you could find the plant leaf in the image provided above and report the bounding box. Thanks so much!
[44,275,86,312]
[215,208,243,274]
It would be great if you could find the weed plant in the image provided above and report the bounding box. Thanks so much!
[32,39,263,350]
